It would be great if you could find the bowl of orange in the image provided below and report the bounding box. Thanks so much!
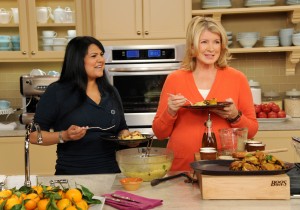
[119,177,143,191]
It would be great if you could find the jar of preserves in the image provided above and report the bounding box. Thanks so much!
[262,90,283,109]
[284,89,300,117]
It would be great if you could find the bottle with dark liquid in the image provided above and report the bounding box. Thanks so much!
[202,113,217,149]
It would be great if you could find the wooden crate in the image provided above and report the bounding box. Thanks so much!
[194,153,290,200]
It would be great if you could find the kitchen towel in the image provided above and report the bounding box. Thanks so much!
[103,190,163,210]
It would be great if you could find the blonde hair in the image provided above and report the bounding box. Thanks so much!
[181,16,231,71]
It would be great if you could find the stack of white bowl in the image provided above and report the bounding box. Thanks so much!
[41,30,57,51]
[286,0,300,5]
[279,28,294,46]
[292,33,300,46]
[244,0,276,7]
[53,38,67,51]
[237,32,260,48]
[202,0,232,9]
[263,36,279,47]
[226,31,233,47]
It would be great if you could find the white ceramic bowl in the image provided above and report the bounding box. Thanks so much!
[238,37,258,48]
[292,36,300,46]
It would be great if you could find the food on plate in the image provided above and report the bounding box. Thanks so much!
[230,151,287,171]
[119,130,146,140]
[192,98,217,106]
[0,184,102,210]
[254,102,286,118]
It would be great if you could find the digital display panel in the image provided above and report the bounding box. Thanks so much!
[126,50,139,58]
[148,50,161,58]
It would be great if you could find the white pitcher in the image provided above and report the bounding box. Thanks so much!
[36,7,53,24]
[11,8,18,24]
[0,8,12,24]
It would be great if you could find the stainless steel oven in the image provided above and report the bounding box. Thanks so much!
[104,44,185,134]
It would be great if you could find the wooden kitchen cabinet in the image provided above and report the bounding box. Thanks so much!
[0,137,56,175]
[0,0,83,62]
[92,0,191,40]
[254,130,300,163]
[192,0,300,75]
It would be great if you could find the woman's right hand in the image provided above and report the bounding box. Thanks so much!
[167,93,186,116]
[64,125,87,141]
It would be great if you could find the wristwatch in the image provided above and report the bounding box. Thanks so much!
[226,111,242,124]
[58,131,65,143]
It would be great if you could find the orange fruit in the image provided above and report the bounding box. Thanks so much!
[57,189,65,199]
[24,199,37,210]
[65,189,82,203]
[10,194,23,203]
[65,206,77,210]
[75,199,88,210]
[37,199,50,210]
[4,197,21,210]
[25,193,40,203]
[0,190,12,199]
[57,198,72,210]
[32,185,43,198]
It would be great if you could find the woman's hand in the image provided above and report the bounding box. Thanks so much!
[210,98,239,120]
[167,93,187,116]
[64,125,87,141]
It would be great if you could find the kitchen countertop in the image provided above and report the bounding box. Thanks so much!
[0,118,300,137]
[35,173,300,210]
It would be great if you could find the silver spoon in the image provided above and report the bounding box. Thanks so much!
[167,93,193,105]
[86,125,115,131]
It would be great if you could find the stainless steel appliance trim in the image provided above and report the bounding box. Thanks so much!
[104,44,185,63]
[125,113,156,127]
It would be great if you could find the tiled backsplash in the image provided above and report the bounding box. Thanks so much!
[0,53,300,121]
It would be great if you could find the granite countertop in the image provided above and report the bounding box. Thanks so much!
[0,118,300,138]
[26,173,300,210]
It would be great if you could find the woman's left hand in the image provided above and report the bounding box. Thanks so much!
[210,98,239,120]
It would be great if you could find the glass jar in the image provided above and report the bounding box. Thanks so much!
[248,80,261,105]
[262,90,283,109]
[284,89,300,117]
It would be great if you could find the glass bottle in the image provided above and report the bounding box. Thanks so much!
[202,113,217,149]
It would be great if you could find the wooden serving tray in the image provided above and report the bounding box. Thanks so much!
[194,153,290,200]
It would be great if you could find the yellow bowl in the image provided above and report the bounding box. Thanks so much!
[120,177,143,191]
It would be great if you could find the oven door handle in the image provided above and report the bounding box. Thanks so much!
[107,67,178,72]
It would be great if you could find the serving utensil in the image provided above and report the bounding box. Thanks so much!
[167,93,193,105]
[86,125,115,131]
[150,172,197,186]
[111,194,141,203]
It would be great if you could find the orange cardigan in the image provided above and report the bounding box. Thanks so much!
[152,67,258,171]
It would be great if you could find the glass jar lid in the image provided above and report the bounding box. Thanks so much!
[248,80,260,87]
[286,88,300,97]
[264,90,279,97]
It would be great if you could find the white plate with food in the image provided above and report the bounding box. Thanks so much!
[89,196,105,210]
[257,115,291,123]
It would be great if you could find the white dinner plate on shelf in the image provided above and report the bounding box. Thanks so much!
[257,115,291,123]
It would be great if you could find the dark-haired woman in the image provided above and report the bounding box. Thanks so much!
[30,36,130,175]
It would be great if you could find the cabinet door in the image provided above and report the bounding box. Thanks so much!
[0,0,30,60]
[0,0,83,61]
[92,0,143,40]
[92,0,191,40]
[143,0,191,39]
[26,0,81,60]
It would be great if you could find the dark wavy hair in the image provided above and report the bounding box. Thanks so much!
[57,36,120,115]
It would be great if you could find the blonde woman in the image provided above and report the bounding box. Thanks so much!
[152,17,258,171]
